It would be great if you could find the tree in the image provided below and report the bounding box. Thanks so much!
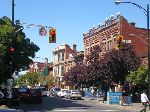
[102,43,141,84]
[0,16,40,84]
[38,75,55,87]
[126,65,148,85]
[15,75,27,87]
[15,72,40,87]
[26,72,39,86]
[84,45,104,86]
[64,44,141,88]
[63,64,87,87]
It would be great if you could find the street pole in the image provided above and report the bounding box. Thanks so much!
[12,0,14,25]
[115,1,150,100]
[147,4,150,101]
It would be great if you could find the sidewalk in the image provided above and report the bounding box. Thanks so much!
[82,97,150,112]
[0,105,7,109]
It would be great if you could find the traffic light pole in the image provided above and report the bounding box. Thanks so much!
[10,0,15,78]
[12,0,15,25]
[115,0,150,102]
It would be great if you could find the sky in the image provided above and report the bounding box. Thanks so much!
[0,0,149,64]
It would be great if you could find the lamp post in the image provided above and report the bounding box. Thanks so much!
[115,0,150,99]
[12,0,15,25]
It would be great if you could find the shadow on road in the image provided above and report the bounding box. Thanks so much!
[8,96,91,112]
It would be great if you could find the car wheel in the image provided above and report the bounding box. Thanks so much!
[69,96,72,100]
[78,97,81,100]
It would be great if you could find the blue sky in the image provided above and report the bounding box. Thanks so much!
[0,0,149,63]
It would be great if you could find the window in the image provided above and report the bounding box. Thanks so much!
[58,67,59,76]
[58,54,60,62]
[61,66,64,75]
[62,53,64,61]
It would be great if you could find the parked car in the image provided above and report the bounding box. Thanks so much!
[39,87,49,97]
[65,90,82,100]
[23,88,42,103]
[50,87,60,97]
[18,86,29,101]
[57,89,68,98]
[10,88,20,106]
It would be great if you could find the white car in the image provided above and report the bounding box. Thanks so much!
[57,89,68,98]
[65,90,82,100]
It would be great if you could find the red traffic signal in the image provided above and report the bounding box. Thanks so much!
[116,35,123,49]
[10,47,15,53]
[49,29,56,43]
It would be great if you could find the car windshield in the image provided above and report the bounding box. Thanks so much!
[72,90,79,93]
[18,88,28,92]
[30,89,41,93]
[62,90,68,92]
[40,87,47,91]
[54,88,60,91]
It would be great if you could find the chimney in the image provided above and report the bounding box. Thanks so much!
[73,44,77,54]
[45,58,48,64]
[130,22,136,27]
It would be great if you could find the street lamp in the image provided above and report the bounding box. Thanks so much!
[115,0,150,99]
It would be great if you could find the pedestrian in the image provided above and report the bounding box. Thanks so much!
[140,90,149,112]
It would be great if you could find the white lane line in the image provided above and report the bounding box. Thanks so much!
[51,109,121,111]
[51,110,85,111]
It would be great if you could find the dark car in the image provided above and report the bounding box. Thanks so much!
[10,88,20,106]
[18,86,29,101]
[23,88,42,103]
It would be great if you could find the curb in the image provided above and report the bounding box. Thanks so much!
[82,98,140,111]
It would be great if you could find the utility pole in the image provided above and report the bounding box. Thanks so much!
[115,0,150,104]
[12,0,15,25]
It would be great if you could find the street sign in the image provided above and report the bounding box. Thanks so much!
[122,40,131,43]
[39,28,47,36]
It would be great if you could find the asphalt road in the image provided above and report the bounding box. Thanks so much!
[10,96,138,112]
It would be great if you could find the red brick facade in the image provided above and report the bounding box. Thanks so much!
[29,62,53,76]
[83,15,148,63]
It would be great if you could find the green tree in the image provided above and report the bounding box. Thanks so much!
[126,65,148,85]
[0,16,40,84]
[15,72,40,87]
[15,75,27,87]
[26,72,39,86]
[39,75,54,87]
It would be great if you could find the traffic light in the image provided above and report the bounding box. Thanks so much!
[116,35,123,49]
[10,47,15,53]
[49,28,56,43]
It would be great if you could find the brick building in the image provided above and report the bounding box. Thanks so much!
[52,44,77,88]
[29,62,53,87]
[65,51,84,73]
[83,14,148,63]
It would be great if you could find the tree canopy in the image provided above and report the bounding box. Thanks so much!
[64,44,141,87]
[15,72,40,87]
[0,16,40,84]
[126,64,148,85]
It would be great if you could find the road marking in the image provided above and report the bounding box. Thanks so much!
[51,109,121,111]
[51,110,84,111]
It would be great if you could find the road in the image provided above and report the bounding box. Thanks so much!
[11,96,137,112]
